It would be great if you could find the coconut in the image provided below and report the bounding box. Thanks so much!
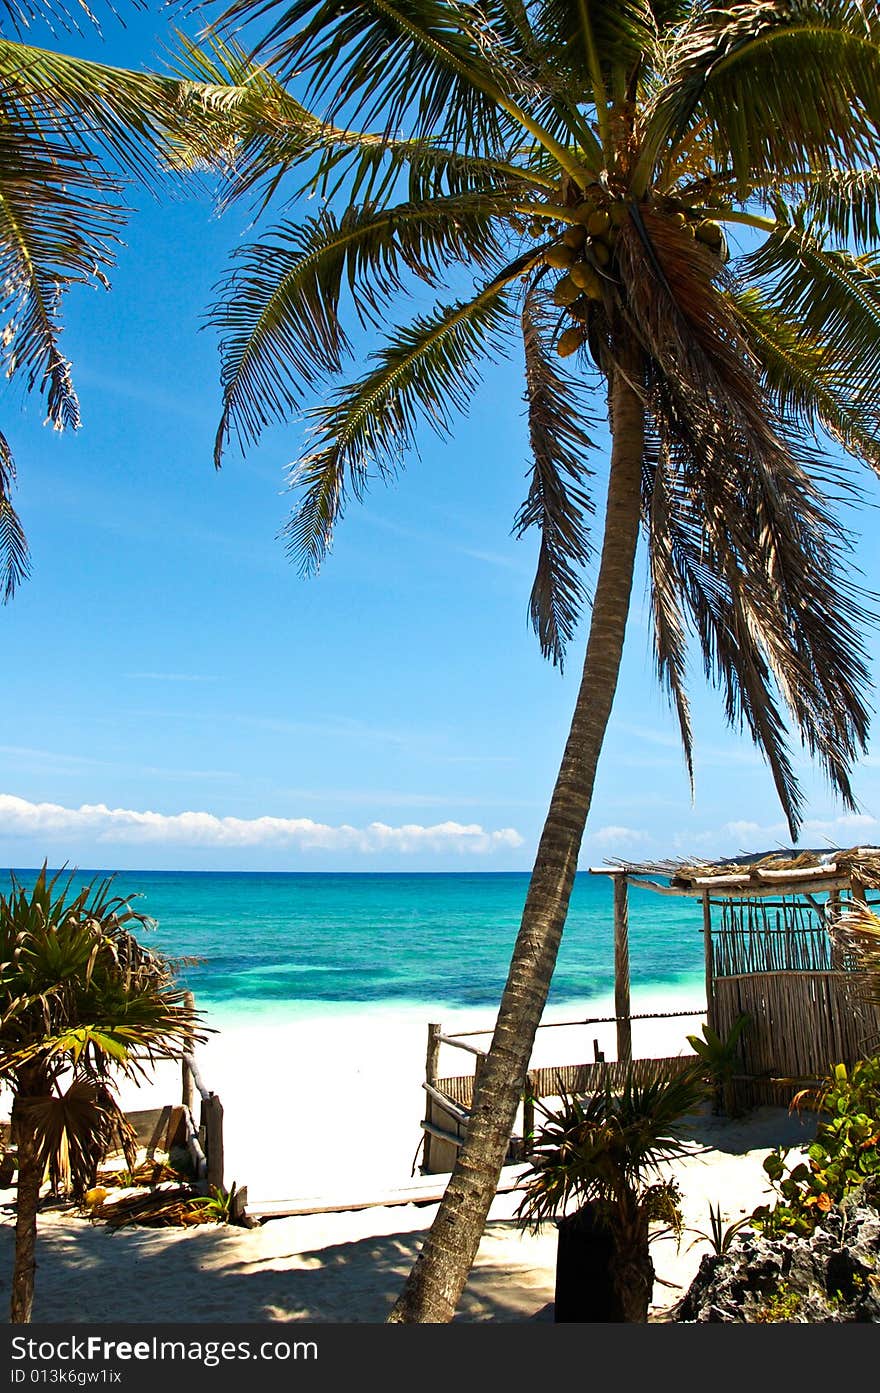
[562,224,587,249]
[567,297,591,321]
[589,238,611,267]
[695,219,723,248]
[528,220,545,238]
[544,244,576,269]
[609,202,628,228]
[574,201,596,224]
[669,210,687,227]
[586,209,611,237]
[569,263,602,296]
[683,221,696,237]
[556,327,583,358]
[552,275,581,306]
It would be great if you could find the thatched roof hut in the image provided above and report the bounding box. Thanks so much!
[589,847,880,1105]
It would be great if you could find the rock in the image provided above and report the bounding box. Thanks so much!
[675,1197,880,1323]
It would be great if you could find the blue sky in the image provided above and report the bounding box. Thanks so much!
[3,9,880,872]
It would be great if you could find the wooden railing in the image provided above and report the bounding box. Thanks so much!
[420,1007,706,1174]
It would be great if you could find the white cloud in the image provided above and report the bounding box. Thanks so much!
[0,794,523,856]
[591,825,647,848]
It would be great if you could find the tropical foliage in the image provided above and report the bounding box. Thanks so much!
[516,1068,705,1320]
[686,1013,750,1115]
[0,0,246,601]
[174,0,880,1320]
[753,1057,880,1238]
[0,866,198,1322]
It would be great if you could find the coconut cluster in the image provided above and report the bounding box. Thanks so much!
[538,199,726,359]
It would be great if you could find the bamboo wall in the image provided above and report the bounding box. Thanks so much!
[709,893,880,1107]
[436,1054,695,1112]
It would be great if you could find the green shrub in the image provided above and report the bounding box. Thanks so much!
[753,1282,802,1323]
[752,1057,880,1237]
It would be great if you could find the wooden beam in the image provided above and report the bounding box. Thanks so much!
[181,991,195,1115]
[755,864,837,881]
[201,1094,225,1194]
[435,1034,486,1058]
[702,891,714,1032]
[613,875,632,1065]
[423,1023,441,1174]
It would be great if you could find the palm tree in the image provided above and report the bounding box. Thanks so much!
[0,0,247,601]
[517,1067,705,1320]
[188,0,880,1319]
[0,866,199,1323]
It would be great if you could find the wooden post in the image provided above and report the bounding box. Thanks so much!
[828,890,843,969]
[523,1072,536,1160]
[472,1051,485,1107]
[702,891,715,1031]
[182,991,195,1116]
[423,1023,441,1173]
[201,1094,224,1194]
[613,875,632,1065]
[851,877,867,906]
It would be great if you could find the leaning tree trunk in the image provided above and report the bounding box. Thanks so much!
[10,1087,42,1323]
[388,358,646,1323]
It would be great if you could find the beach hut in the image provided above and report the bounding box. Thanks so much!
[590,847,880,1107]
[420,847,880,1171]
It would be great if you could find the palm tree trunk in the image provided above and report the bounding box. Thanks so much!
[10,1098,41,1323]
[388,357,645,1323]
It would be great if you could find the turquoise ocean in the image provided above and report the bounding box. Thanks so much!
[5,870,706,1025]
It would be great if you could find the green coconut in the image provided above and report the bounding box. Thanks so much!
[552,275,581,306]
[589,238,611,267]
[556,327,584,358]
[609,202,629,228]
[574,201,596,224]
[569,263,602,297]
[567,297,591,321]
[544,244,576,269]
[562,224,587,250]
[586,209,611,237]
[695,219,723,248]
[669,209,687,227]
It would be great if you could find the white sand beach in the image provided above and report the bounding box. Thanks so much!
[0,996,818,1323]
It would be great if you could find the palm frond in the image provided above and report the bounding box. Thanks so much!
[740,223,880,427]
[514,283,595,668]
[0,40,189,181]
[213,0,525,154]
[642,425,694,792]
[0,120,121,430]
[0,0,106,39]
[169,30,554,210]
[210,195,515,466]
[536,0,657,85]
[800,166,880,250]
[730,286,880,470]
[618,209,872,834]
[283,276,517,572]
[0,432,30,603]
[14,1079,135,1198]
[637,2,880,193]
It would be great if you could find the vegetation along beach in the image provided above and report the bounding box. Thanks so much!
[3,0,880,1335]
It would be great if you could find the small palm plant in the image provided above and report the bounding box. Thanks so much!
[686,1013,750,1116]
[0,866,199,1323]
[516,1067,706,1322]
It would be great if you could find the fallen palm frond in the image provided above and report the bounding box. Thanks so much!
[90,1186,217,1228]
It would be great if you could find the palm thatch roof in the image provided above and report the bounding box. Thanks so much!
[589,846,880,895]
